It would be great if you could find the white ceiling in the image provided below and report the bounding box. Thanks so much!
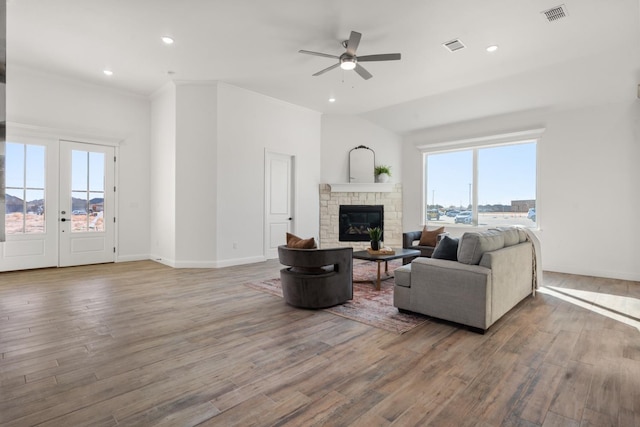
[8,0,640,134]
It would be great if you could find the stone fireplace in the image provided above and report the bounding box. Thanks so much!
[319,183,402,249]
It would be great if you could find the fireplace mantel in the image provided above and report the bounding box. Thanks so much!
[327,183,395,193]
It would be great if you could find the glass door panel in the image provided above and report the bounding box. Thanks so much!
[71,150,105,233]
[4,142,46,234]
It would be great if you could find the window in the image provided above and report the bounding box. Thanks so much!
[5,142,46,234]
[423,138,537,228]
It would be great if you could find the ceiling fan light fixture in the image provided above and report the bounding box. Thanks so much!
[340,57,357,70]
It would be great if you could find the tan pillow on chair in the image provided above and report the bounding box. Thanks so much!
[286,232,317,249]
[418,226,445,247]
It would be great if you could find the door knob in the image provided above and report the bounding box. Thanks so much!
[60,218,69,222]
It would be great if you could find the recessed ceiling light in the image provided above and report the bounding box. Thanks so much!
[486,45,499,53]
[328,98,336,103]
[103,69,113,76]
[162,36,174,45]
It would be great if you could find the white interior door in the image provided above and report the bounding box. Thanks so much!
[264,151,294,259]
[58,140,115,267]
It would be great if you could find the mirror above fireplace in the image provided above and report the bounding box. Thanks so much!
[348,145,374,183]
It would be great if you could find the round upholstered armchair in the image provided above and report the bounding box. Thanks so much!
[277,245,353,309]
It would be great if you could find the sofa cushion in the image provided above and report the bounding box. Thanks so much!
[432,236,459,261]
[493,227,520,247]
[517,228,528,243]
[286,232,317,249]
[457,230,505,265]
[418,226,444,247]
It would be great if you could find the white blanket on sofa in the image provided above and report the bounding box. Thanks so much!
[518,227,542,296]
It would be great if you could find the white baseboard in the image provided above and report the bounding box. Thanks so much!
[544,264,640,282]
[146,254,267,269]
[173,260,219,268]
[213,256,267,268]
[116,254,150,263]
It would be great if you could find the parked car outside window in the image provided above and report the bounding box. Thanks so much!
[454,211,472,224]
[427,209,440,220]
[527,208,536,222]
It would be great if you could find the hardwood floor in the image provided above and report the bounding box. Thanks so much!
[0,260,639,426]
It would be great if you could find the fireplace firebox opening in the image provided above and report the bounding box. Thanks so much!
[339,205,383,242]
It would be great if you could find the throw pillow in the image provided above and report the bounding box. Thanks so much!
[286,232,317,249]
[418,226,445,247]
[431,236,459,261]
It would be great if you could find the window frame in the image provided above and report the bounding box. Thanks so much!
[418,128,544,228]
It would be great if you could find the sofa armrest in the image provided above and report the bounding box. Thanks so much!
[402,230,423,248]
[479,242,533,323]
[411,258,490,285]
[410,258,492,330]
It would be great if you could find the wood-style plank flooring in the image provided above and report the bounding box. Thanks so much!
[0,260,639,426]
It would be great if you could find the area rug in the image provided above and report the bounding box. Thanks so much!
[244,261,429,334]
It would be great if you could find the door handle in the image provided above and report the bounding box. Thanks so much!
[60,218,70,222]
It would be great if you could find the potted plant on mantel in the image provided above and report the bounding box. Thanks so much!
[368,226,383,251]
[374,165,391,183]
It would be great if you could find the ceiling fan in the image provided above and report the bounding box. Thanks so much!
[299,31,401,80]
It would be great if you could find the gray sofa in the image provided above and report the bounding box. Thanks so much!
[394,227,534,332]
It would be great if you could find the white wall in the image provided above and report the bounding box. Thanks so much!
[321,115,402,183]
[149,83,177,264]
[148,81,321,268]
[175,83,218,266]
[404,100,640,281]
[7,65,151,262]
[216,83,321,266]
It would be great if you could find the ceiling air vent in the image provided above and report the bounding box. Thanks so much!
[542,4,568,22]
[443,39,466,52]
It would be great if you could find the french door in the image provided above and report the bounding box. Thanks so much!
[58,140,115,267]
[1,137,57,270]
[0,137,116,271]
